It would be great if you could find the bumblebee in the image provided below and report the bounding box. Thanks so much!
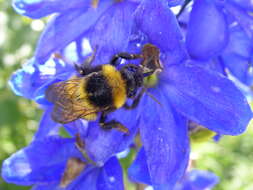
[46,43,162,133]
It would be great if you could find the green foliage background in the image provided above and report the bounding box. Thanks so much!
[0,1,253,190]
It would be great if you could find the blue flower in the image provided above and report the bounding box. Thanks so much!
[4,0,253,189]
[174,169,219,190]
[1,130,124,190]
[129,147,219,190]
[183,0,253,85]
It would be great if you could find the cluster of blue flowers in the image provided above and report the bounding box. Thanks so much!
[2,0,253,189]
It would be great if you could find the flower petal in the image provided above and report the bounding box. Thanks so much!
[12,0,91,19]
[225,2,253,39]
[168,0,184,7]
[138,90,189,189]
[128,147,152,185]
[33,108,61,140]
[220,54,253,85]
[229,0,253,12]
[31,183,60,190]
[1,136,79,185]
[8,57,73,103]
[97,157,124,190]
[66,168,99,190]
[219,25,253,84]
[162,62,252,135]
[85,107,140,164]
[175,170,219,190]
[134,0,188,66]
[35,1,114,63]
[186,0,228,60]
[32,167,99,190]
[89,1,138,65]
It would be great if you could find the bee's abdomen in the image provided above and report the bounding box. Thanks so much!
[86,74,113,108]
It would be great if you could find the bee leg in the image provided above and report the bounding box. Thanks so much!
[99,112,129,134]
[110,53,141,66]
[124,88,146,110]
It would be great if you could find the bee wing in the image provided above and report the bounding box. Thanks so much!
[46,77,100,124]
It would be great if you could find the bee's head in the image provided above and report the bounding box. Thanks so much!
[120,64,143,98]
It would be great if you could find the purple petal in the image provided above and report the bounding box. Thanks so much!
[186,0,228,60]
[162,61,252,135]
[2,136,79,185]
[12,0,91,19]
[138,90,189,189]
[85,107,140,164]
[134,0,188,66]
[35,1,114,63]
[97,157,124,190]
[128,147,151,185]
[89,1,138,65]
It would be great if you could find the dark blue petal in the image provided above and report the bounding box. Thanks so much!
[8,57,73,103]
[134,0,188,66]
[33,108,61,140]
[162,61,252,135]
[175,170,219,190]
[225,2,253,39]
[12,0,91,19]
[97,157,124,190]
[138,90,189,189]
[89,1,138,65]
[85,107,140,164]
[128,147,151,185]
[186,0,228,60]
[35,1,114,63]
[2,136,79,185]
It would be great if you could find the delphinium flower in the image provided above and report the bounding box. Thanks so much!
[178,0,253,86]
[128,147,219,190]
[2,0,253,190]
[174,170,219,190]
[2,116,125,190]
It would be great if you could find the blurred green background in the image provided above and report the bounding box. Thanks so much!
[1,1,253,190]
